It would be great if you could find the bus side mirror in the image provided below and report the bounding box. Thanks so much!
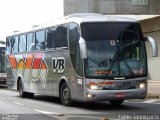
[79,37,87,59]
[145,36,158,57]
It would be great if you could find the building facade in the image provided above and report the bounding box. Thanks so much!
[140,17,160,81]
[63,0,160,15]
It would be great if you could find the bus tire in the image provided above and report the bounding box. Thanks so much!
[27,92,34,98]
[60,83,72,106]
[18,80,28,98]
[109,100,124,106]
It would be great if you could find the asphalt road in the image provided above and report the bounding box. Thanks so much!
[0,86,160,120]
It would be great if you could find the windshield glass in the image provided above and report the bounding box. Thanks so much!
[81,22,147,79]
[0,47,5,73]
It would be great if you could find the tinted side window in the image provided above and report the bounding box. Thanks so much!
[57,25,68,48]
[35,30,45,50]
[11,36,18,53]
[19,34,26,52]
[27,33,34,51]
[6,37,11,54]
[69,23,80,52]
[46,27,57,49]
[68,23,83,76]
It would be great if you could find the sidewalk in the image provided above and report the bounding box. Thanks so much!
[147,81,160,98]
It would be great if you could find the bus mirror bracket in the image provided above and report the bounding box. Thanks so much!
[145,36,158,57]
[79,37,87,59]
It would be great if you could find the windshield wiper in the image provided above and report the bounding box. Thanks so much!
[106,40,135,77]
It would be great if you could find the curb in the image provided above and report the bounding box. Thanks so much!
[146,93,160,98]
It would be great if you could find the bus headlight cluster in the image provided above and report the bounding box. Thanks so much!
[87,94,95,98]
[89,85,103,90]
[139,83,145,88]
[90,85,98,90]
[136,82,146,89]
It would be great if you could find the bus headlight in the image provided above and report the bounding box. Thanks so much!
[87,94,95,98]
[90,85,98,90]
[136,82,146,89]
[89,85,103,90]
[140,83,145,88]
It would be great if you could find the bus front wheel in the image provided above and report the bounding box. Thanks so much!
[60,83,72,106]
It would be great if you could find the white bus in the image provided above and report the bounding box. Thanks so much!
[0,43,6,86]
[6,13,158,106]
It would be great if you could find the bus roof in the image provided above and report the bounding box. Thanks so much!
[64,13,137,23]
[7,13,137,37]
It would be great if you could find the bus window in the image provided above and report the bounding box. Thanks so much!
[19,34,26,52]
[35,30,45,51]
[27,33,34,51]
[6,37,11,54]
[46,27,57,49]
[57,25,68,49]
[11,36,18,53]
[68,23,83,76]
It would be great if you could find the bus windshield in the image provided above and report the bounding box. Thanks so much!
[81,22,147,79]
[0,47,5,73]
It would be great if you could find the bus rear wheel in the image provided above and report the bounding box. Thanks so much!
[60,83,72,106]
[18,80,27,98]
[109,100,124,106]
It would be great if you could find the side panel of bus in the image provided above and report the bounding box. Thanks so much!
[6,23,85,101]
[7,50,85,101]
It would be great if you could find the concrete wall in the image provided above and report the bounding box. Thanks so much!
[91,0,148,14]
[64,0,90,15]
[149,0,160,14]
[140,17,160,81]
[63,0,160,15]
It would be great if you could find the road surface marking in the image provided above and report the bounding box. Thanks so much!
[125,99,160,104]
[34,109,64,116]
[67,114,121,120]
[13,102,23,106]
[143,100,158,103]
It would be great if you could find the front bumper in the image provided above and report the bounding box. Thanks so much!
[85,88,147,101]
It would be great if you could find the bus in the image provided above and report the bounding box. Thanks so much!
[0,43,6,86]
[6,13,158,106]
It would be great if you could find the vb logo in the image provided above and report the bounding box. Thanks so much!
[52,57,65,73]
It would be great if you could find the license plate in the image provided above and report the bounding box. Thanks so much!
[115,93,126,98]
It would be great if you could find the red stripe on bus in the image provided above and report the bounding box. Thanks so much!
[100,82,113,85]
[89,82,96,85]
[25,54,34,69]
[41,60,47,69]
[8,55,17,69]
[89,81,113,85]
[32,53,43,69]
